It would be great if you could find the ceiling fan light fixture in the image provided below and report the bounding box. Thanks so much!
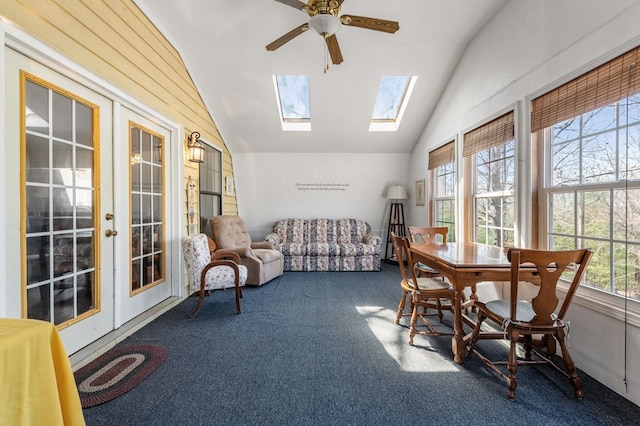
[308,14,341,37]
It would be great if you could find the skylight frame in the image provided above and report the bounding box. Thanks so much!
[369,75,417,132]
[273,75,311,132]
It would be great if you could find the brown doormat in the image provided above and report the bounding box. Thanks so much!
[74,344,167,408]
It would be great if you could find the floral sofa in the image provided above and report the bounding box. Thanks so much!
[264,218,382,271]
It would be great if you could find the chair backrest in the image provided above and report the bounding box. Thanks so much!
[182,234,213,292]
[507,248,593,324]
[408,226,448,244]
[390,232,420,290]
[210,215,252,249]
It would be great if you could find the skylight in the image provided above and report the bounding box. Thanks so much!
[369,75,417,132]
[273,75,311,131]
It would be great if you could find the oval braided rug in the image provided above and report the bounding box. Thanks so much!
[74,344,167,408]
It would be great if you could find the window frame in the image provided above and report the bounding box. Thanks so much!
[429,141,456,242]
[198,142,223,238]
[531,44,640,315]
[463,111,516,247]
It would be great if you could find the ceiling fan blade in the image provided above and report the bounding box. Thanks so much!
[326,35,343,65]
[266,24,309,51]
[341,15,399,34]
[274,0,309,11]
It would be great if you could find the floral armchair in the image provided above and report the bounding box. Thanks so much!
[182,234,248,317]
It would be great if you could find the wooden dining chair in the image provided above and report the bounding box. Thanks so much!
[466,247,593,400]
[390,233,455,344]
[407,226,448,279]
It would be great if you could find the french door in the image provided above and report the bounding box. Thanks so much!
[6,47,174,354]
[114,107,172,325]
[6,47,115,354]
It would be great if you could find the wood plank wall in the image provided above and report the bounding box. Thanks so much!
[1,0,239,233]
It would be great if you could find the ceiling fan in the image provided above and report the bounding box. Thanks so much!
[266,0,399,66]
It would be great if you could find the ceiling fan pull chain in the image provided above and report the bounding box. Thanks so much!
[324,37,329,73]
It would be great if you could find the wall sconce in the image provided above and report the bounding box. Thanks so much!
[187,131,205,163]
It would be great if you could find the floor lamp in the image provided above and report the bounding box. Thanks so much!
[385,184,408,263]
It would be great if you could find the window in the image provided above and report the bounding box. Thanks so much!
[464,111,515,247]
[533,45,640,300]
[199,143,222,238]
[369,76,417,132]
[273,75,310,131]
[429,141,456,241]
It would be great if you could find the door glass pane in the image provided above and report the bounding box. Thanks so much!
[130,124,165,292]
[23,78,97,325]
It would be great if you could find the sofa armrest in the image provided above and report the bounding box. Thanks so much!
[363,233,383,250]
[264,233,281,245]
[251,241,276,250]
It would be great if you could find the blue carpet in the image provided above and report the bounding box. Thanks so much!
[82,264,640,425]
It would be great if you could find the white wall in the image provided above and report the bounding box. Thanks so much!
[234,153,411,241]
[409,0,640,405]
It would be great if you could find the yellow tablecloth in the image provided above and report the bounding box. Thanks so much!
[0,318,85,426]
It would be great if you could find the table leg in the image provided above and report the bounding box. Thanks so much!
[452,289,465,364]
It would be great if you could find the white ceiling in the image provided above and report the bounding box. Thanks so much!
[136,0,507,154]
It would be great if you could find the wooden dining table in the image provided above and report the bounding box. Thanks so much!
[409,242,539,364]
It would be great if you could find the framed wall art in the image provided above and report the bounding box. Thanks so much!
[225,176,235,196]
[415,179,425,206]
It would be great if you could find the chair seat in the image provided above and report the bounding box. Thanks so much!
[484,299,535,323]
[411,277,451,291]
[415,262,439,274]
[203,264,248,292]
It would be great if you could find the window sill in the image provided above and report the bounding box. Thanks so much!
[560,283,640,327]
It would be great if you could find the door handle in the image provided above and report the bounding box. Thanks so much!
[105,213,114,220]
[105,229,118,237]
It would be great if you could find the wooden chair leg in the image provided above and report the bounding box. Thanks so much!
[507,333,519,400]
[435,298,444,322]
[234,288,241,314]
[543,333,556,355]
[466,309,485,355]
[396,290,408,324]
[524,335,533,360]
[190,286,206,318]
[408,302,419,345]
[557,329,584,399]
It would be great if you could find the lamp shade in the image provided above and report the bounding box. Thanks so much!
[386,184,408,200]
[308,14,341,37]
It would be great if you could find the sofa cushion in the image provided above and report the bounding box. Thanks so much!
[337,218,370,244]
[339,243,378,256]
[306,242,340,256]
[305,219,337,243]
[280,242,306,256]
[273,219,306,244]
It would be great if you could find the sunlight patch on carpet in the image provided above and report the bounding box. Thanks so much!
[355,305,459,372]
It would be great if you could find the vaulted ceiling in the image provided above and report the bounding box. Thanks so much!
[136,0,507,154]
